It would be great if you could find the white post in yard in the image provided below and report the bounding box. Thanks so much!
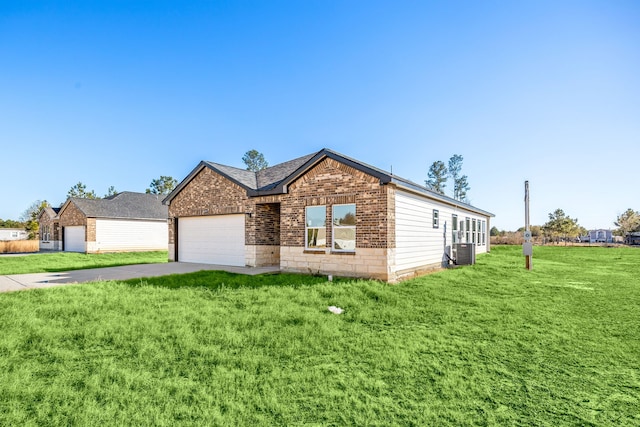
[523,180,533,270]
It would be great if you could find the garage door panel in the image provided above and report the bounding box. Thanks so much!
[96,219,167,252]
[178,215,245,266]
[64,226,85,252]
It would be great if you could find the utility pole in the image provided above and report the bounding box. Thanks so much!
[523,180,533,270]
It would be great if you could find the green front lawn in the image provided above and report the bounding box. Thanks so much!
[0,251,167,275]
[0,246,638,425]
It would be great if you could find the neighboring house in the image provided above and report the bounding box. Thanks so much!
[0,228,28,241]
[163,148,494,282]
[38,206,62,250]
[626,232,640,246]
[585,229,614,244]
[57,192,168,253]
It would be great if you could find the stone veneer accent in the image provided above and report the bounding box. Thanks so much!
[280,247,392,281]
[246,245,280,267]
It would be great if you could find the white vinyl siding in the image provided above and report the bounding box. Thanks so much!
[178,215,245,266]
[64,226,86,252]
[95,219,167,252]
[395,192,445,271]
[395,190,489,271]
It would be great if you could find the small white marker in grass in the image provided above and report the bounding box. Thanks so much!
[328,306,343,314]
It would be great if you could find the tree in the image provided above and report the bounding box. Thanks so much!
[614,209,640,237]
[0,218,25,228]
[425,161,447,194]
[448,154,470,202]
[20,200,50,240]
[454,174,470,202]
[67,182,98,199]
[542,208,581,244]
[490,226,500,236]
[242,149,269,172]
[146,176,177,195]
[105,186,118,197]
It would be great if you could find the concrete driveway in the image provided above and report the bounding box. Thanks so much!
[0,263,280,293]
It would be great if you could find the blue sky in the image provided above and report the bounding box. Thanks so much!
[2,1,639,231]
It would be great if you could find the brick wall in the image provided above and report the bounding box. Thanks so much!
[57,202,90,250]
[280,157,392,248]
[86,218,96,242]
[58,202,86,228]
[250,203,280,245]
[277,157,396,279]
[167,167,251,245]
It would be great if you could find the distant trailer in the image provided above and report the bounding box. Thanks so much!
[0,229,28,241]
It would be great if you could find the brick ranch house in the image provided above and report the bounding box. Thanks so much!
[164,149,494,282]
[51,191,168,253]
[37,206,62,250]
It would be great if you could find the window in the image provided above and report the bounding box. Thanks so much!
[433,209,439,228]
[482,221,486,245]
[465,217,471,243]
[305,206,326,249]
[452,214,458,243]
[332,204,356,251]
[472,219,476,244]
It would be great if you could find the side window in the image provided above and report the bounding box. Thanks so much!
[305,206,326,249]
[332,204,356,252]
[482,220,486,245]
[452,214,458,243]
[472,219,476,244]
[465,217,471,243]
[433,209,439,228]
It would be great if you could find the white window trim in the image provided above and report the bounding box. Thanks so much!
[305,205,326,250]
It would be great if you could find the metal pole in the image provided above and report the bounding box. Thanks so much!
[525,181,530,231]
[524,181,532,270]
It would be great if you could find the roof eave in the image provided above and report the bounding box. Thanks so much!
[392,179,495,218]
[163,161,256,205]
[272,149,392,193]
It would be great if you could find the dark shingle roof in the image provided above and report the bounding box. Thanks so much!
[203,162,257,189]
[255,153,316,190]
[69,192,167,220]
[164,148,493,217]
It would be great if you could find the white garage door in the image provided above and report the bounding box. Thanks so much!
[64,226,86,252]
[178,215,245,266]
[96,219,167,252]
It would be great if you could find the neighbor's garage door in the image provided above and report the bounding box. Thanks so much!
[178,215,245,266]
[64,226,86,252]
[96,219,167,252]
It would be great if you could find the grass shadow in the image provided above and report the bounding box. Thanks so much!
[42,260,166,273]
[122,270,344,291]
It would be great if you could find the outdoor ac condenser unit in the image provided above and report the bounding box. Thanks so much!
[455,243,476,265]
